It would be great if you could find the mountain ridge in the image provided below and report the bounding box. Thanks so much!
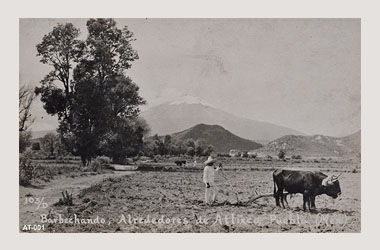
[141,99,305,142]
[254,130,361,157]
[169,123,263,153]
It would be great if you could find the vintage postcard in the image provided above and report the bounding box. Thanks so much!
[19,18,360,233]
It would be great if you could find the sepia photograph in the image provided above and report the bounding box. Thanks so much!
[19,18,360,233]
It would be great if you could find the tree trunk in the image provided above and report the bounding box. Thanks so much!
[81,155,87,167]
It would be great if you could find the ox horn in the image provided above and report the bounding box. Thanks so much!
[322,177,331,186]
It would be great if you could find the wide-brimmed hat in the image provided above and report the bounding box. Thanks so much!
[204,156,215,165]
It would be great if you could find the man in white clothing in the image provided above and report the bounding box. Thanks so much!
[203,156,222,205]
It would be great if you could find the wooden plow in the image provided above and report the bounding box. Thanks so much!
[219,167,289,206]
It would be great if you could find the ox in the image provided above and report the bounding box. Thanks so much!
[175,160,186,166]
[273,169,341,211]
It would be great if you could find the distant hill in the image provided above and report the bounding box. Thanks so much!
[169,123,262,153]
[141,95,305,142]
[254,130,361,157]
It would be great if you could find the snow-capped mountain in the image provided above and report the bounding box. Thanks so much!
[167,95,213,107]
[141,96,305,141]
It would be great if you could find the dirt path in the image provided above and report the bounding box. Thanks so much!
[19,171,136,229]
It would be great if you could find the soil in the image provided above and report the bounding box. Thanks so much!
[19,159,360,233]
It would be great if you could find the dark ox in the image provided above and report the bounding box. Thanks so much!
[175,160,186,166]
[273,169,342,211]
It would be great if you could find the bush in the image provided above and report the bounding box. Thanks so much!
[278,150,285,160]
[186,147,195,157]
[32,142,41,150]
[291,155,302,160]
[88,156,112,172]
[217,153,231,158]
[19,131,32,153]
[96,156,111,165]
[41,133,58,157]
[19,150,35,186]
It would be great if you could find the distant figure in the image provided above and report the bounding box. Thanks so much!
[193,160,197,167]
[203,156,222,205]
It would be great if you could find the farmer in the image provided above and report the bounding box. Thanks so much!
[203,156,222,205]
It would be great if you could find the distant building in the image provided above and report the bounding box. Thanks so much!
[229,149,241,157]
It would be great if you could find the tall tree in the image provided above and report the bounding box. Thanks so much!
[35,19,145,165]
[35,23,84,121]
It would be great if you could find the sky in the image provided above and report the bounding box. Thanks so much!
[19,18,360,137]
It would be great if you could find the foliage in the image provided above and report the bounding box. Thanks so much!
[35,19,145,166]
[19,85,36,132]
[19,131,32,153]
[278,150,286,160]
[143,136,213,157]
[19,150,35,186]
[88,156,112,172]
[41,133,58,157]
[291,155,302,160]
[19,85,36,153]
[32,142,41,150]
[186,146,195,157]
[100,118,146,164]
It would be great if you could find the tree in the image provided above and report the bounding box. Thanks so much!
[152,134,166,155]
[19,85,36,153]
[278,150,286,160]
[19,131,32,153]
[195,139,207,156]
[184,139,195,149]
[41,133,58,157]
[204,145,214,156]
[19,85,36,132]
[32,142,41,151]
[186,147,195,157]
[35,19,145,166]
[100,118,145,163]
[35,23,84,120]
[164,135,172,155]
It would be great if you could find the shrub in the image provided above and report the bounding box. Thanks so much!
[19,131,32,153]
[186,147,195,157]
[291,155,302,160]
[97,156,111,165]
[19,150,35,186]
[278,150,285,160]
[41,133,58,157]
[88,156,112,172]
[32,142,41,150]
[217,153,230,158]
